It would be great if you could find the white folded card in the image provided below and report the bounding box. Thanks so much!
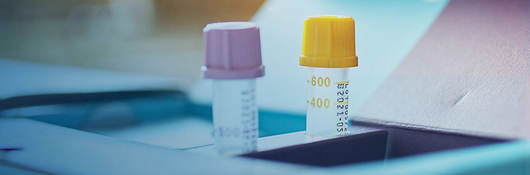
[354,0,530,139]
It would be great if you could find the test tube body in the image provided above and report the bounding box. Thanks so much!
[212,79,258,155]
[306,67,351,137]
[203,21,263,155]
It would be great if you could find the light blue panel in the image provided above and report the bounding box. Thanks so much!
[2,118,528,174]
[236,0,448,114]
[327,141,530,175]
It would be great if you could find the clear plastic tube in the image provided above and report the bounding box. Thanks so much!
[306,67,351,138]
[212,79,258,155]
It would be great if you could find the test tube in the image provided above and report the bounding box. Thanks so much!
[202,22,264,155]
[299,16,358,138]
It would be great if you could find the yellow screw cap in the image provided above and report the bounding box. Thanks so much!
[300,15,358,68]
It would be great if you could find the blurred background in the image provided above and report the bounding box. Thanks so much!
[0,0,265,87]
[0,0,448,110]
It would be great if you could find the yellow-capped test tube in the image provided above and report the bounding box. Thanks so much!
[300,16,358,138]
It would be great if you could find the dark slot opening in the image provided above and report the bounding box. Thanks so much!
[241,122,508,167]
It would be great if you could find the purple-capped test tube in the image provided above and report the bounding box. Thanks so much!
[202,22,265,155]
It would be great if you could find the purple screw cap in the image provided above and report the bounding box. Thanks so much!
[202,22,265,79]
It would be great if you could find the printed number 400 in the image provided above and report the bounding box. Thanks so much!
[310,97,330,109]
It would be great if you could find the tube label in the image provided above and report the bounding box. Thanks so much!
[306,68,350,137]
